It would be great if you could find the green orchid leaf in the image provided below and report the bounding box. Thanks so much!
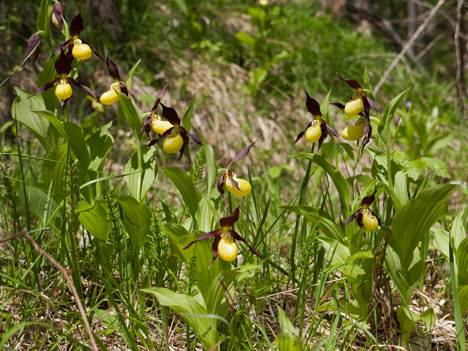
[87,122,114,172]
[124,147,158,203]
[63,121,90,169]
[182,95,196,132]
[163,167,201,220]
[293,153,349,210]
[275,306,303,351]
[378,86,411,144]
[142,287,218,349]
[458,285,468,318]
[117,196,150,247]
[126,59,141,90]
[389,184,456,268]
[117,91,142,135]
[76,199,110,240]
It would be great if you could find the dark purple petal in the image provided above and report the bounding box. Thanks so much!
[182,229,222,250]
[151,84,169,112]
[344,209,360,227]
[220,206,240,228]
[210,236,222,266]
[55,49,73,75]
[293,122,312,145]
[361,187,377,207]
[140,116,152,135]
[70,11,83,37]
[106,53,121,81]
[23,33,41,63]
[51,3,64,30]
[361,116,372,151]
[363,95,371,118]
[317,118,328,150]
[331,102,345,110]
[188,131,202,145]
[227,141,255,169]
[327,124,339,139]
[68,78,96,99]
[305,90,322,117]
[160,103,181,125]
[217,173,228,207]
[226,170,241,191]
[145,139,159,147]
[28,78,61,98]
[366,96,379,111]
[119,84,130,97]
[356,211,364,229]
[338,74,362,90]
[177,129,190,161]
[80,40,104,59]
[230,230,263,259]
[371,209,382,226]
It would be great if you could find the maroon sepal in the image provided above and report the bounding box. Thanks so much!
[28,78,61,98]
[361,117,372,151]
[227,141,256,169]
[338,74,362,90]
[151,84,170,112]
[356,211,365,229]
[220,206,240,228]
[145,139,159,148]
[70,11,83,37]
[372,209,382,226]
[80,39,103,59]
[327,124,339,139]
[331,102,345,110]
[305,90,322,117]
[23,34,41,63]
[361,187,377,207]
[55,49,73,75]
[293,122,312,145]
[106,53,121,81]
[209,236,222,267]
[217,173,228,207]
[51,3,64,30]
[119,83,130,97]
[188,131,202,145]
[160,103,181,126]
[68,77,96,99]
[363,95,371,118]
[230,230,263,259]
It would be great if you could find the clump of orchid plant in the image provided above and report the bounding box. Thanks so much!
[183,206,262,265]
[345,187,381,231]
[30,49,94,104]
[332,75,378,150]
[294,91,338,149]
[99,53,135,105]
[217,141,255,206]
[61,10,99,61]
[142,90,201,158]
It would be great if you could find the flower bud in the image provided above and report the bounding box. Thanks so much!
[344,98,363,116]
[163,133,184,154]
[225,173,252,197]
[342,123,364,141]
[51,3,64,30]
[362,209,379,230]
[55,82,72,100]
[305,121,322,143]
[151,115,173,135]
[72,40,92,60]
[218,237,238,262]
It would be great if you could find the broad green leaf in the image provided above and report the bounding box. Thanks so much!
[94,309,119,335]
[282,205,345,242]
[293,153,349,210]
[163,167,201,220]
[235,32,256,51]
[393,171,408,210]
[36,0,51,38]
[458,285,468,318]
[456,238,468,286]
[142,288,218,349]
[320,90,331,121]
[126,59,141,90]
[317,237,350,272]
[206,264,259,318]
[64,122,90,169]
[432,228,449,259]
[13,88,49,149]
[421,308,436,332]
[199,133,217,195]
[87,122,114,172]
[117,196,150,247]
[117,91,142,135]
[42,144,68,198]
[196,195,218,233]
[182,95,196,132]
[451,210,466,250]
[378,86,411,144]
[39,110,67,139]
[275,306,303,351]
[389,184,456,268]
[76,200,110,240]
[124,148,158,203]
[397,306,420,346]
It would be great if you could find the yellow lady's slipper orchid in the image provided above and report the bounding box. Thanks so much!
[305,120,322,143]
[183,206,262,266]
[344,98,364,116]
[151,114,173,135]
[345,187,381,231]
[342,122,365,141]
[55,81,73,100]
[362,209,379,231]
[225,173,252,197]
[163,132,184,154]
[100,82,121,105]
[71,39,92,60]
